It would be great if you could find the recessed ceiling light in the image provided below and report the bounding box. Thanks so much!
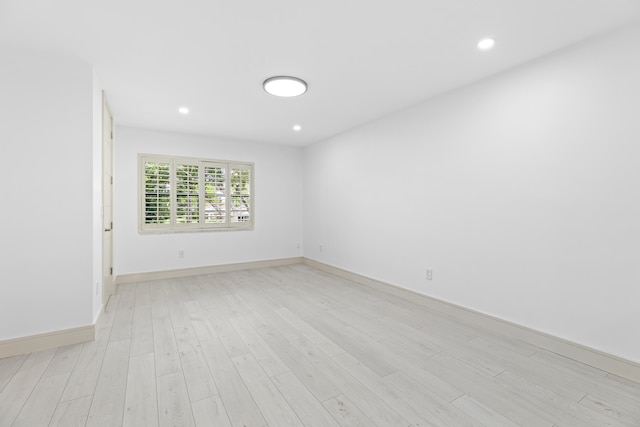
[263,76,308,97]
[293,124,302,131]
[178,107,189,114]
[477,38,496,50]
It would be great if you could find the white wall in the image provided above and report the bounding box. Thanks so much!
[114,127,303,275]
[304,23,640,363]
[0,45,96,340]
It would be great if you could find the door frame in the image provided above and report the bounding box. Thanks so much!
[102,92,115,304]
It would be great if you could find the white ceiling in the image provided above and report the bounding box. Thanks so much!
[2,0,639,146]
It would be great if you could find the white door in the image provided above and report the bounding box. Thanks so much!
[102,93,114,304]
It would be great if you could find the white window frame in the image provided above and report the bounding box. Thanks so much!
[139,154,254,233]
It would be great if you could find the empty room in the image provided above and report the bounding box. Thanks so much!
[1,0,639,426]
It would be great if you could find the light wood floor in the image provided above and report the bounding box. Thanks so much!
[1,264,639,426]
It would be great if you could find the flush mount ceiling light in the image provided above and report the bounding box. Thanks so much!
[477,38,496,50]
[178,107,189,114]
[263,76,308,97]
[293,124,302,131]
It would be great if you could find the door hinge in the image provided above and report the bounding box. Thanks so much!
[111,221,113,230]
[111,176,113,185]
[109,267,113,275]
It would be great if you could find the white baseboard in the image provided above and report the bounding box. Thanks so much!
[115,257,304,285]
[304,258,640,383]
[0,325,96,359]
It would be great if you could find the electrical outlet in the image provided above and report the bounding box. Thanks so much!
[178,249,184,258]
[319,244,323,252]
[426,269,433,280]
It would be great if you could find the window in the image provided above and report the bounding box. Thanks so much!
[140,154,253,232]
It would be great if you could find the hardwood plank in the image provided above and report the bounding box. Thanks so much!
[467,334,537,358]
[257,324,341,402]
[565,366,640,409]
[322,395,376,427]
[192,395,233,427]
[157,371,196,427]
[384,369,465,404]
[60,327,110,402]
[179,343,219,402]
[0,348,56,426]
[333,351,481,427]
[231,286,301,341]
[86,339,131,427]
[292,338,410,427]
[428,352,565,426]
[166,284,198,352]
[495,343,634,403]
[200,337,266,427]
[0,354,27,393]
[228,315,290,377]
[352,307,444,353]
[328,306,394,342]
[452,394,520,427]
[272,371,341,427]
[110,284,136,342]
[497,369,627,427]
[185,300,218,342]
[580,393,640,426]
[274,306,345,357]
[291,309,398,377]
[162,296,220,403]
[378,335,440,370]
[12,372,69,427]
[153,316,182,377]
[130,305,154,357]
[49,395,93,427]
[427,339,507,377]
[123,352,158,427]
[232,353,304,427]
[191,276,221,310]
[443,332,591,403]
[43,343,83,377]
[134,281,152,308]
[203,306,251,358]
[150,280,170,318]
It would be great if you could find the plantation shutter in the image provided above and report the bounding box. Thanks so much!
[175,162,200,227]
[230,165,251,225]
[143,159,171,230]
[203,162,227,225]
